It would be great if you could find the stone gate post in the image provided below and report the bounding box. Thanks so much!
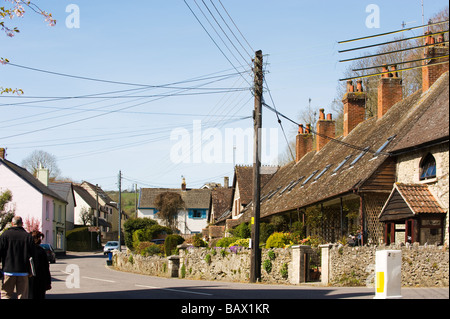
[290,245,312,284]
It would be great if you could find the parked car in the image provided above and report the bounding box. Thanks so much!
[40,244,56,264]
[150,239,165,245]
[103,241,120,255]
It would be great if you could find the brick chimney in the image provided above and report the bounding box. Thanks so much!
[316,109,335,153]
[377,65,403,119]
[0,148,5,160]
[342,80,366,137]
[296,124,314,162]
[422,31,449,92]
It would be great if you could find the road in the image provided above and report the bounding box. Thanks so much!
[47,251,449,302]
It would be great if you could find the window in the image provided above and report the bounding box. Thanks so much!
[373,135,396,157]
[288,176,304,191]
[333,155,352,174]
[350,147,370,167]
[302,170,319,186]
[420,153,436,181]
[314,164,332,182]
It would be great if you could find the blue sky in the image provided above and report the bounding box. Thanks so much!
[1,0,448,191]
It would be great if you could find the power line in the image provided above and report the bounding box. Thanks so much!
[4,62,247,88]
[338,30,448,53]
[339,40,449,63]
[340,60,449,81]
[261,102,390,156]
[338,20,449,44]
[183,0,252,87]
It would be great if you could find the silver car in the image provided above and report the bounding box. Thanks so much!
[103,241,120,255]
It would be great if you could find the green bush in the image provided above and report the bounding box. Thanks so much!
[215,237,238,247]
[192,234,207,247]
[259,222,275,244]
[136,241,162,256]
[267,250,276,260]
[164,234,185,256]
[66,227,101,251]
[231,222,251,239]
[265,232,290,249]
[229,238,250,248]
[123,218,159,249]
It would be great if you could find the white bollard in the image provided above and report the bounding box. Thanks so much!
[374,250,402,299]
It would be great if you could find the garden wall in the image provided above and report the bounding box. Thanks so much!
[322,243,449,287]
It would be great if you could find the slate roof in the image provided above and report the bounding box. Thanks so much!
[237,72,449,223]
[139,188,211,210]
[0,158,67,203]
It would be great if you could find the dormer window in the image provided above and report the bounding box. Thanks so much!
[420,153,436,181]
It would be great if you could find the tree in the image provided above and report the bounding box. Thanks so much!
[1,0,56,94]
[21,150,61,180]
[0,190,15,233]
[154,192,185,231]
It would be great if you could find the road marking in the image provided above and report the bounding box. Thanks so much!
[135,284,213,296]
[82,276,116,283]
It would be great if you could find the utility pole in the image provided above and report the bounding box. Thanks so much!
[118,170,122,252]
[250,50,263,283]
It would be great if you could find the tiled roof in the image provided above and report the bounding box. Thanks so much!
[237,72,449,223]
[233,165,278,205]
[139,188,211,209]
[211,187,233,221]
[394,183,445,215]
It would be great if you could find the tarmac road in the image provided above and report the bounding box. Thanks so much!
[46,251,448,301]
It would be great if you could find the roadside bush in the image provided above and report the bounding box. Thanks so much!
[123,218,159,249]
[136,241,162,256]
[215,237,237,247]
[231,222,251,239]
[66,227,101,251]
[229,238,250,248]
[265,232,291,249]
[192,234,207,247]
[164,234,185,256]
[259,222,275,244]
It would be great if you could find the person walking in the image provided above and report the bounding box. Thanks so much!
[0,216,35,299]
[29,231,51,299]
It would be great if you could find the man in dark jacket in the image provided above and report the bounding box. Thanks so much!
[0,216,35,299]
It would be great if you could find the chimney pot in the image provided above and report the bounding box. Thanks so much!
[327,113,332,120]
[305,124,311,134]
[316,109,335,152]
[181,177,187,191]
[319,108,325,120]
[346,80,354,92]
[0,148,5,160]
[295,124,313,163]
[356,80,363,92]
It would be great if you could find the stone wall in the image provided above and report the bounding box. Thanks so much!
[113,251,171,278]
[179,247,293,284]
[324,243,449,287]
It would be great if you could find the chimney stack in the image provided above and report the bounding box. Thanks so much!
[181,177,187,191]
[422,31,449,92]
[377,65,403,119]
[37,166,49,186]
[296,124,313,163]
[316,109,335,153]
[224,176,229,188]
[342,80,366,137]
[0,148,5,160]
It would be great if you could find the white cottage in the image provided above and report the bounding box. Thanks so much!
[138,179,211,235]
